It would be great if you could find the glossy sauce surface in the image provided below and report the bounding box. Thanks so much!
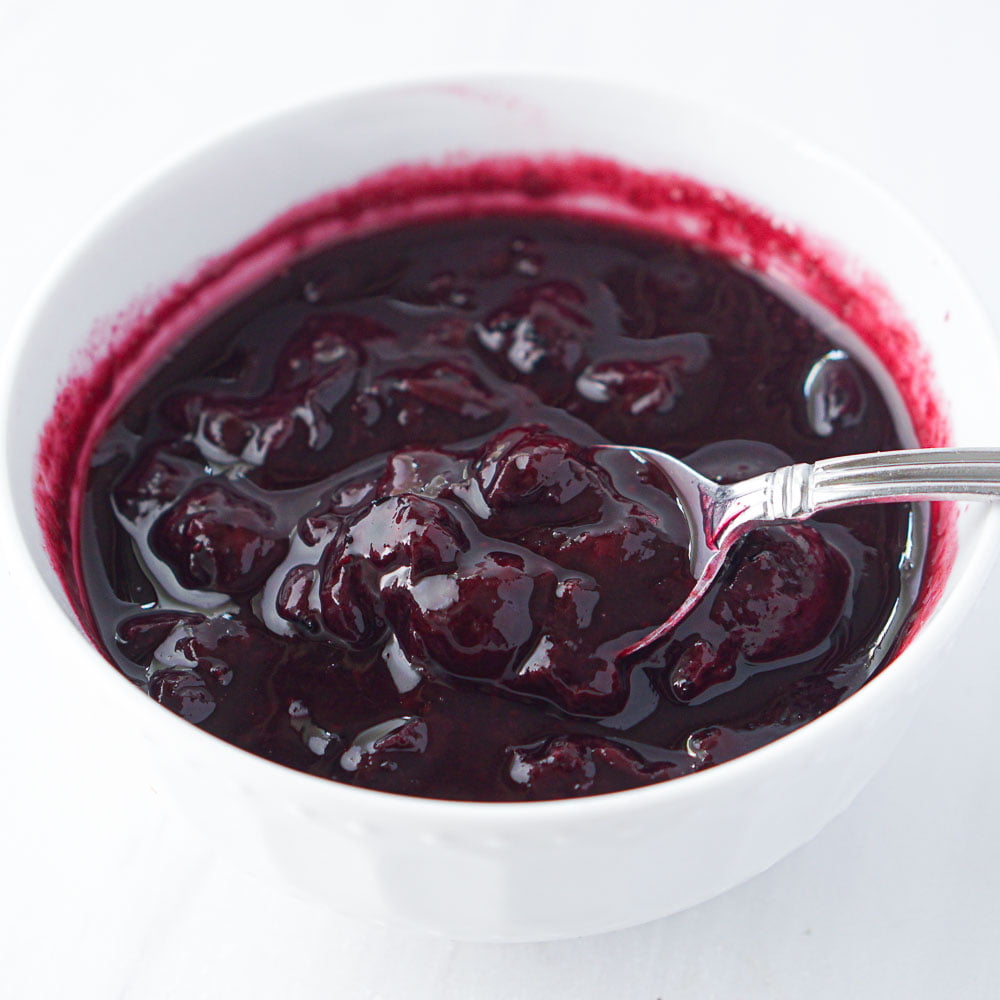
[80,216,919,800]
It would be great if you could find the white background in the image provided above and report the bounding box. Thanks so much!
[2,1,1000,996]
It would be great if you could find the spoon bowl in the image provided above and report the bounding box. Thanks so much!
[604,445,1000,655]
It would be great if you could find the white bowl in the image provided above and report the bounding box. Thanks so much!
[3,77,999,942]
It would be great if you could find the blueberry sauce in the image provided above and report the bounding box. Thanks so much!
[71,209,928,802]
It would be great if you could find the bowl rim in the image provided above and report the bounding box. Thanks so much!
[3,70,1000,825]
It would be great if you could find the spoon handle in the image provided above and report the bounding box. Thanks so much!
[767,448,1000,518]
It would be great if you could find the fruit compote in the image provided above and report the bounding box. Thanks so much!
[78,213,922,801]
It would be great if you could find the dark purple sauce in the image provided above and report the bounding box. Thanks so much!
[76,213,923,800]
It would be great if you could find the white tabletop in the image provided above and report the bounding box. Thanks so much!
[3,1,999,995]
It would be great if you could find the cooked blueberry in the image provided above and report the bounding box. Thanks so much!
[568,334,720,441]
[511,634,628,714]
[383,552,540,681]
[116,611,207,665]
[473,281,593,401]
[340,717,429,775]
[113,448,194,522]
[149,669,216,723]
[275,564,323,636]
[346,493,469,577]
[180,380,355,479]
[507,736,678,799]
[163,318,366,481]
[150,481,289,595]
[711,525,850,661]
[669,637,739,702]
[273,314,367,392]
[377,448,470,499]
[318,556,386,649]
[473,426,605,530]
[576,346,706,416]
[354,359,508,446]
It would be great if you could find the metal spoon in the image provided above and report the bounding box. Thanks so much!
[601,446,1000,655]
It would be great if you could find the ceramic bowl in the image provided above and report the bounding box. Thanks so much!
[3,77,999,941]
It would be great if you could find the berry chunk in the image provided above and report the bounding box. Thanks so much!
[507,735,678,799]
[116,610,207,665]
[153,614,279,678]
[473,281,594,402]
[176,380,354,481]
[511,634,628,715]
[275,548,388,651]
[473,426,605,533]
[113,448,195,522]
[376,448,471,499]
[506,575,630,715]
[575,338,709,417]
[150,481,289,595]
[275,564,323,636]
[318,556,386,649]
[149,670,216,723]
[711,525,850,661]
[273,314,368,392]
[342,716,429,766]
[345,493,469,578]
[668,637,739,702]
[354,359,508,446]
[383,551,542,682]
[165,315,368,480]
[568,334,719,441]
[340,717,430,788]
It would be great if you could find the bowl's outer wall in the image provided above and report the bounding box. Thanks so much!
[4,79,999,940]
